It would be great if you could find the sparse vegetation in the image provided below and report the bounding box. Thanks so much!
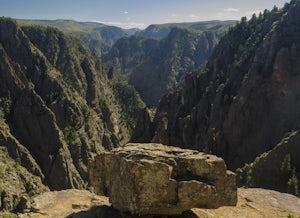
[81,104,91,121]
[63,125,77,145]
[287,169,299,196]
[0,151,48,212]
[113,81,145,131]
[280,154,299,196]
[0,97,11,116]
[0,212,17,218]
[46,91,65,104]
[70,113,83,130]
[281,154,292,176]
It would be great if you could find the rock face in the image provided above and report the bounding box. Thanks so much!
[0,17,144,196]
[89,143,237,216]
[237,129,300,195]
[105,27,225,106]
[0,147,48,212]
[129,28,220,106]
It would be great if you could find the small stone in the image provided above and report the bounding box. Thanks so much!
[16,195,31,213]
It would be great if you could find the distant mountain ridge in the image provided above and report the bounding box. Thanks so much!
[19,19,236,57]
[19,19,140,57]
[136,20,236,40]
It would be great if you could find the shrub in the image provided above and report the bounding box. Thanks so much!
[281,154,291,176]
[63,125,77,145]
[0,97,11,116]
[0,213,17,218]
[287,168,299,196]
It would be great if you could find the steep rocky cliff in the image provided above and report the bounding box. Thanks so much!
[103,35,159,77]
[237,129,300,195]
[105,27,222,106]
[0,146,48,212]
[130,28,221,106]
[0,18,143,194]
[136,0,300,193]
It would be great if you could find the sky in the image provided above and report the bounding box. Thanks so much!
[0,0,289,29]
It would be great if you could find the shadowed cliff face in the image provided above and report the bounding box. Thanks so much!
[0,18,143,191]
[130,28,221,107]
[237,129,300,195]
[142,1,300,173]
[104,28,222,107]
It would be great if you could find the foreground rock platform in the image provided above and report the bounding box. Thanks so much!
[18,189,109,218]
[89,143,237,216]
[17,188,300,218]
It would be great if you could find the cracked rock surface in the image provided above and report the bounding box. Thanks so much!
[89,143,237,216]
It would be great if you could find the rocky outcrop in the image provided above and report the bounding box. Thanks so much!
[89,143,237,216]
[0,147,48,212]
[0,117,43,179]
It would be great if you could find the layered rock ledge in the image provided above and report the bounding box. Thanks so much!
[89,143,237,216]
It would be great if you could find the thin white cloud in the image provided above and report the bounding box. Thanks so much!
[188,14,199,19]
[124,11,129,14]
[171,13,177,17]
[223,8,239,12]
[93,20,146,29]
[215,12,241,20]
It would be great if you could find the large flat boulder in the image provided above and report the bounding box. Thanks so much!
[89,143,237,216]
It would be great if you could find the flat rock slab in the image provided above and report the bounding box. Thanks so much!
[19,189,109,218]
[192,188,300,218]
[89,143,237,216]
[17,188,300,218]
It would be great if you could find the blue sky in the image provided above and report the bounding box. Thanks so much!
[0,0,288,29]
